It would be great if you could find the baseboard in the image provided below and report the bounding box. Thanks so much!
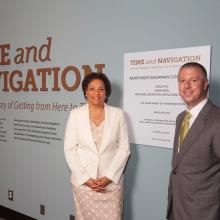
[0,205,37,220]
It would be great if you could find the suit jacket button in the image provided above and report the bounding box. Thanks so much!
[173,170,176,175]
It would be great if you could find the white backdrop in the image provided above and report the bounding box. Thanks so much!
[123,46,211,148]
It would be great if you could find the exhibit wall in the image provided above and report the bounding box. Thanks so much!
[1,0,220,219]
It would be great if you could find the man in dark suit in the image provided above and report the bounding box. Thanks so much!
[167,62,220,220]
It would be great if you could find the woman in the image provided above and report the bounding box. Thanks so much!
[64,72,130,220]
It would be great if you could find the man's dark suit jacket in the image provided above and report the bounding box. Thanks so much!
[167,100,220,220]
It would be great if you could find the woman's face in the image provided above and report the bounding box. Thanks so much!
[86,79,106,106]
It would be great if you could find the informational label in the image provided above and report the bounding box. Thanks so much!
[13,119,61,145]
[123,46,211,148]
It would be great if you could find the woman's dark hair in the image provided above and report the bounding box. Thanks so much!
[82,72,111,103]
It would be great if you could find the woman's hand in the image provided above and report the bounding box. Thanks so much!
[84,178,98,188]
[84,178,106,192]
[92,176,112,192]
[95,176,112,188]
[84,177,112,193]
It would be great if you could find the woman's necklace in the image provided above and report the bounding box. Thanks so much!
[89,107,105,126]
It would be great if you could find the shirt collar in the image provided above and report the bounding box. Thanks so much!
[187,98,208,119]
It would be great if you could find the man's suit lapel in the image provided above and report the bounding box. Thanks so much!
[173,101,212,169]
[172,114,184,166]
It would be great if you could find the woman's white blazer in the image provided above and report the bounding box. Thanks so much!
[64,104,130,186]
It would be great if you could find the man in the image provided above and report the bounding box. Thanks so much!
[167,62,220,220]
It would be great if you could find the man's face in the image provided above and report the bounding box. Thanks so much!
[178,67,208,109]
